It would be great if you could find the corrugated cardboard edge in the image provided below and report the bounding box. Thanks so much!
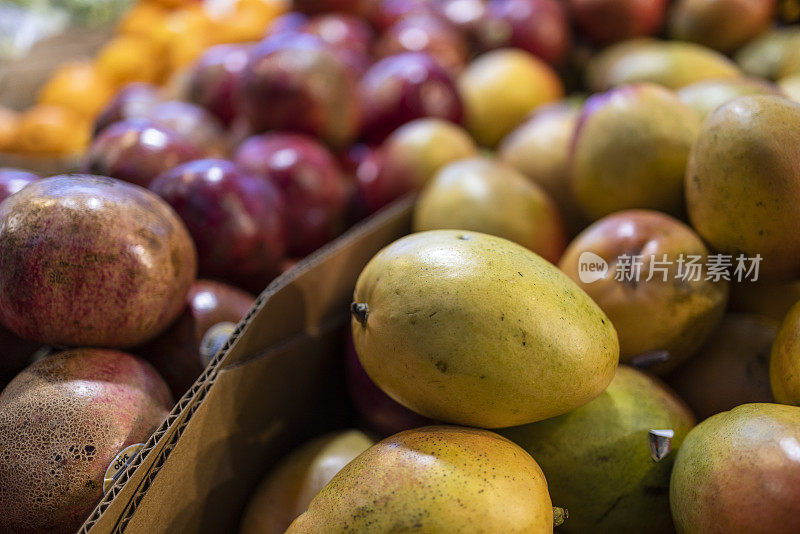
[78,196,415,534]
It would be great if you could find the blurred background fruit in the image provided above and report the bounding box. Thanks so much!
[569,0,667,46]
[686,95,800,281]
[149,158,287,288]
[357,118,477,215]
[498,100,585,236]
[458,48,563,146]
[668,0,776,52]
[413,156,567,263]
[360,52,463,143]
[669,314,776,420]
[84,118,204,187]
[234,133,349,256]
[571,83,700,220]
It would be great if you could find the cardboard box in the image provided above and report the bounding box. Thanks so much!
[79,197,415,533]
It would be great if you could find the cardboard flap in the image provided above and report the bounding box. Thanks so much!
[81,199,413,533]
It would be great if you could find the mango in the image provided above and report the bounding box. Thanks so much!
[734,27,800,80]
[351,230,619,428]
[499,100,586,236]
[286,426,554,533]
[559,210,728,373]
[686,95,800,281]
[670,403,800,534]
[729,279,800,322]
[586,40,741,91]
[669,314,775,419]
[677,77,781,119]
[458,48,563,147]
[571,83,701,220]
[770,301,800,405]
[239,430,374,534]
[779,73,800,102]
[413,157,567,264]
[502,366,695,533]
[668,0,776,53]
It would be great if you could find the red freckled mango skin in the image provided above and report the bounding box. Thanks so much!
[670,403,800,534]
[0,348,172,534]
[0,175,197,348]
[286,426,553,533]
[352,230,619,428]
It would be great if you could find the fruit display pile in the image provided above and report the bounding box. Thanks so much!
[1,0,800,533]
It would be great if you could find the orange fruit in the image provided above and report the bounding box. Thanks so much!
[14,105,90,155]
[118,3,168,36]
[37,61,115,119]
[207,0,288,44]
[96,35,162,87]
[0,107,20,152]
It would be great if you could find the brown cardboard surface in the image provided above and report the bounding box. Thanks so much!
[81,197,414,533]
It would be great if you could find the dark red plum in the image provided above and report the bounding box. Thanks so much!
[303,13,374,55]
[374,14,469,74]
[345,334,434,437]
[143,101,227,155]
[149,159,287,288]
[481,0,572,65]
[359,52,463,143]
[92,82,160,137]
[84,118,204,187]
[234,133,350,256]
[186,43,252,125]
[0,175,197,348]
[0,168,39,204]
[139,279,255,397]
[240,35,361,147]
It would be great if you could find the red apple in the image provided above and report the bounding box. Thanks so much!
[0,168,39,204]
[138,280,255,397]
[149,158,287,289]
[234,133,350,256]
[240,34,361,147]
[568,0,668,45]
[84,118,204,187]
[186,43,252,125]
[359,52,463,143]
